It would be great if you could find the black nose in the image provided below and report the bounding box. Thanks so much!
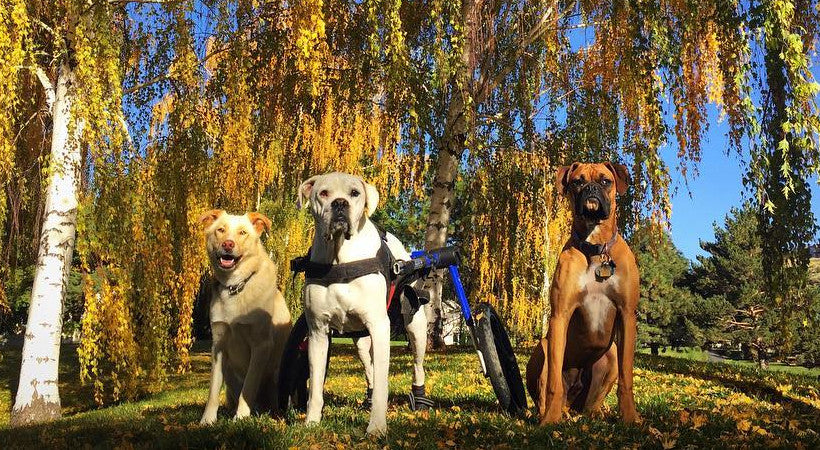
[331,198,349,211]
[581,183,602,197]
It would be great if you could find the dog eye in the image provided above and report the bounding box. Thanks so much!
[217,227,225,233]
[239,230,247,236]
[319,190,329,198]
[350,189,360,197]
[601,179,612,186]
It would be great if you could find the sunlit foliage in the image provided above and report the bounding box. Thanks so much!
[2,0,819,401]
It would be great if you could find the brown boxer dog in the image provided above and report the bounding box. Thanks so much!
[526,162,639,425]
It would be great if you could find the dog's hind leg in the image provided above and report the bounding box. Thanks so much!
[236,342,273,419]
[403,305,427,388]
[224,368,242,413]
[583,343,618,415]
[354,336,375,390]
[354,336,375,407]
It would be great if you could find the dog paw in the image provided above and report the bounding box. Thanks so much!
[200,414,217,425]
[366,421,387,436]
[620,410,641,424]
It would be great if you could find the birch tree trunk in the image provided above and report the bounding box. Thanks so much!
[423,89,469,348]
[10,63,83,426]
[422,0,475,348]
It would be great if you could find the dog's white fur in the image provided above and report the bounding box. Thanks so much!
[199,210,292,424]
[298,172,428,435]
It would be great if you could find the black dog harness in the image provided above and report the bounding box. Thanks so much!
[290,228,398,306]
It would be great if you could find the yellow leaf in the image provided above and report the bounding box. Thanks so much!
[692,413,707,430]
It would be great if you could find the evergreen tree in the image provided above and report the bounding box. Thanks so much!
[631,224,727,353]
[685,206,778,363]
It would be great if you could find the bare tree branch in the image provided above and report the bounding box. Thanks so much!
[123,73,169,95]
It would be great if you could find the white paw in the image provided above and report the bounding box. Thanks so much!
[234,405,251,420]
[200,412,217,425]
[366,420,387,436]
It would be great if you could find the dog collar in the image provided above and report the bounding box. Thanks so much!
[571,227,619,258]
[222,271,256,296]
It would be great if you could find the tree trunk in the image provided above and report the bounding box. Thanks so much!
[10,63,83,426]
[423,0,475,349]
[423,88,470,348]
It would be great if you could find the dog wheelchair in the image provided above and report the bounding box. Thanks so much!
[278,246,527,415]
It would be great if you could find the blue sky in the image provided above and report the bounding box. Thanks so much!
[664,107,820,262]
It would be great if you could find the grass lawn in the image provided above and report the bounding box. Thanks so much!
[1,342,819,448]
[637,347,820,377]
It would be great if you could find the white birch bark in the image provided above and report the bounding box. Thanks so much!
[10,63,83,426]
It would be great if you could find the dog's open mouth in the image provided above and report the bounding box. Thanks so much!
[218,254,241,269]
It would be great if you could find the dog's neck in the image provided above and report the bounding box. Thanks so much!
[310,218,379,265]
[572,216,618,247]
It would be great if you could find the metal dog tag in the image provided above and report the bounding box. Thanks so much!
[595,260,616,279]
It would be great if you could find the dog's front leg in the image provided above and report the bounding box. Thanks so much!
[235,342,272,419]
[615,307,639,423]
[201,323,227,424]
[305,326,330,425]
[540,312,569,424]
[366,317,391,435]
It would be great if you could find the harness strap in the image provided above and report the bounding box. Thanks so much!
[291,227,395,293]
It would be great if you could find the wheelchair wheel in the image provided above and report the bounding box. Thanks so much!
[472,302,527,415]
[278,313,330,412]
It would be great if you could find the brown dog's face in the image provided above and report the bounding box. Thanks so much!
[557,162,629,222]
[199,210,272,272]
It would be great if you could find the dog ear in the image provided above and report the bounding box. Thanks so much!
[247,212,272,234]
[556,163,579,195]
[297,176,319,209]
[199,209,224,228]
[604,162,630,195]
[362,179,379,217]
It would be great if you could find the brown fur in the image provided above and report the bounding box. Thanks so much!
[527,162,640,425]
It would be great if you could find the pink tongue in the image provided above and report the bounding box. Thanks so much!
[219,257,234,268]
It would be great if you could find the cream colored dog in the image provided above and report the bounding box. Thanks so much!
[298,172,428,435]
[199,210,292,424]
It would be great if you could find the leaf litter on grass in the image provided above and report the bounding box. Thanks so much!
[0,345,818,448]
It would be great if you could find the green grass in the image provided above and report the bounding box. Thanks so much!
[638,347,710,362]
[1,343,819,448]
[638,347,820,377]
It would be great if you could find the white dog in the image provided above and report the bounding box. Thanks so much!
[199,210,292,424]
[297,172,429,435]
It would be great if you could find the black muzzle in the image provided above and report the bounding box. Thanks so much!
[575,183,610,221]
[327,198,352,240]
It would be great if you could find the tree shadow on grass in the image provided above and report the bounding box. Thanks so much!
[636,354,820,418]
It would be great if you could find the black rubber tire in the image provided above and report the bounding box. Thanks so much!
[278,314,330,412]
[472,302,527,415]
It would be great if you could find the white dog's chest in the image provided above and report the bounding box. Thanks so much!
[575,262,618,334]
[304,274,388,333]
